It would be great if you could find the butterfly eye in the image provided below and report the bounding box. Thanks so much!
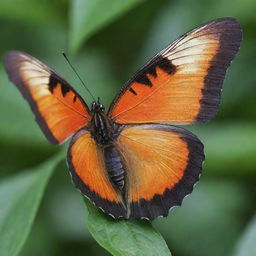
[91,102,97,111]
[99,104,105,112]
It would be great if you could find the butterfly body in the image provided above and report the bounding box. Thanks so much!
[4,18,242,220]
[89,101,126,191]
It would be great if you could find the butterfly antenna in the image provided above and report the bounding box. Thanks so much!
[62,52,96,102]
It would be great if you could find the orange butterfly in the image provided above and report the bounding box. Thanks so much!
[4,18,242,220]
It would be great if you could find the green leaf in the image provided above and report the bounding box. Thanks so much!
[0,153,64,256]
[84,198,171,256]
[234,215,256,256]
[69,0,146,53]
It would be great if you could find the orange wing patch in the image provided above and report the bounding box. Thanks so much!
[4,51,90,144]
[68,129,126,218]
[108,18,242,124]
[117,124,204,219]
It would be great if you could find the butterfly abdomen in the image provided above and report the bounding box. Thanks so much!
[103,145,125,191]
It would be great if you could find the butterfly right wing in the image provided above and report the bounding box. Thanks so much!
[4,51,90,144]
[117,124,204,220]
[108,18,242,125]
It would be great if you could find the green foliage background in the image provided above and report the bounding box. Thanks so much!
[0,0,256,255]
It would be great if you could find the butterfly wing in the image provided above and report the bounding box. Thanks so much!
[108,18,242,124]
[4,51,90,144]
[117,124,204,220]
[67,129,126,218]
[67,124,204,220]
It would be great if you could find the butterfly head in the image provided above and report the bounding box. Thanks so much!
[91,101,105,113]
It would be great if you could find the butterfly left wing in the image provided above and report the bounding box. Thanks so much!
[117,124,204,220]
[108,18,242,124]
[67,129,126,218]
[4,51,90,144]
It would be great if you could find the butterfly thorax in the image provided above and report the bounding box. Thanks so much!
[90,102,113,145]
[91,112,111,145]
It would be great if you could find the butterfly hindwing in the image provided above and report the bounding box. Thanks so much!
[108,18,242,124]
[67,124,204,220]
[67,129,126,218]
[117,124,204,219]
[4,51,90,144]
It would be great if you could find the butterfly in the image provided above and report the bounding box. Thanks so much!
[4,18,242,220]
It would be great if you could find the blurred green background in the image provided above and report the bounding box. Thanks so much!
[0,0,256,256]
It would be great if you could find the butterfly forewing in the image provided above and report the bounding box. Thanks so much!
[108,18,242,124]
[4,51,90,144]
